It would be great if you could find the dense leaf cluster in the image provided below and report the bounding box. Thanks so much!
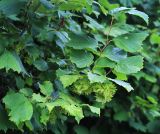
[0,0,159,134]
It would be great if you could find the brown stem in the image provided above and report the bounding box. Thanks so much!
[106,69,112,75]
[106,17,114,44]
[100,16,114,54]
[99,17,114,76]
[101,39,113,52]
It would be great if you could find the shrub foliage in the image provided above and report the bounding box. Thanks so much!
[0,0,159,133]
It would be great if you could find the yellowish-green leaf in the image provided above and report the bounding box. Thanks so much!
[60,75,80,88]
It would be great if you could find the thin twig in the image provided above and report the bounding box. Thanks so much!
[99,17,114,76]
[101,39,113,52]
[100,16,114,54]
[106,69,112,75]
[106,17,114,44]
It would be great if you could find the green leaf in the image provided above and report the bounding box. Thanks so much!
[26,46,41,60]
[70,50,94,68]
[3,92,33,126]
[84,15,104,30]
[0,0,27,16]
[110,7,149,25]
[66,33,98,50]
[132,72,157,83]
[0,50,27,73]
[40,109,49,125]
[104,23,135,37]
[115,56,143,74]
[87,72,106,83]
[46,93,84,123]
[33,59,49,71]
[20,88,33,97]
[16,77,25,89]
[32,93,47,103]
[60,75,80,88]
[150,33,160,45]
[92,67,105,75]
[0,104,15,132]
[112,71,127,80]
[102,45,127,62]
[110,7,133,14]
[25,121,34,131]
[98,4,108,15]
[127,9,149,25]
[39,81,53,96]
[94,57,116,68]
[98,0,119,10]
[59,0,87,11]
[40,0,54,9]
[56,68,71,77]
[108,78,134,92]
[82,104,100,115]
[113,33,148,53]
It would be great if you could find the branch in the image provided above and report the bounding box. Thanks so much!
[100,16,114,54]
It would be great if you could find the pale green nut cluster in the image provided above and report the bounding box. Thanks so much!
[72,77,117,103]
